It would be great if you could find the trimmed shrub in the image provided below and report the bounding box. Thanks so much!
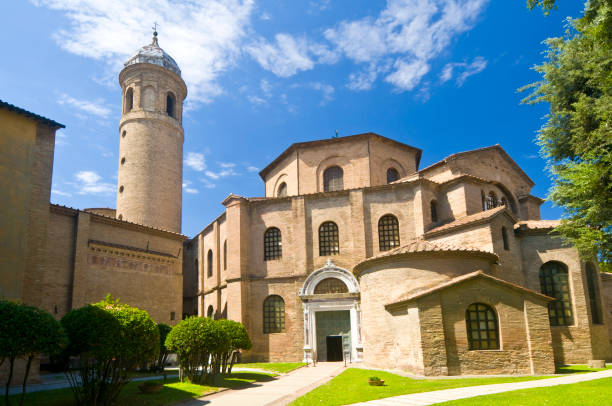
[0,300,66,406]
[216,319,252,374]
[61,296,159,406]
[165,316,228,383]
[151,323,172,372]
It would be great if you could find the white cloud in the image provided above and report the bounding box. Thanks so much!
[385,59,430,91]
[246,34,315,77]
[55,131,69,146]
[260,79,272,97]
[182,180,199,194]
[51,189,72,197]
[184,152,206,171]
[205,170,220,180]
[57,94,111,118]
[440,56,487,86]
[249,0,488,92]
[246,165,259,172]
[220,162,236,168]
[205,166,237,179]
[73,170,115,195]
[309,82,335,105]
[247,95,267,105]
[201,178,216,189]
[35,0,255,106]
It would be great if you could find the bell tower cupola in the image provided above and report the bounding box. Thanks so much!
[117,30,187,233]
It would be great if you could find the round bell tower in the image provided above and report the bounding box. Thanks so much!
[116,31,187,233]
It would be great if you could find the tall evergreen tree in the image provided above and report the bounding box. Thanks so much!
[522,0,612,264]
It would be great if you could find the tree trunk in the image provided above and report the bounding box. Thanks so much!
[5,356,16,406]
[18,355,33,406]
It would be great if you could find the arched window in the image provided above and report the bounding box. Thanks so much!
[263,295,285,333]
[223,240,227,270]
[207,305,214,318]
[207,249,213,278]
[125,88,133,112]
[539,262,573,326]
[487,191,498,210]
[466,303,499,350]
[387,168,400,184]
[277,182,287,197]
[166,91,176,118]
[502,227,509,250]
[430,200,438,223]
[378,215,400,251]
[264,227,282,260]
[319,221,339,256]
[314,278,348,294]
[586,263,602,324]
[323,166,343,192]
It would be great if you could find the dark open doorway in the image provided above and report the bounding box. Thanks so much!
[326,336,343,361]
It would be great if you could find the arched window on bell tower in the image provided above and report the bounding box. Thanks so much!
[166,91,176,118]
[125,87,133,113]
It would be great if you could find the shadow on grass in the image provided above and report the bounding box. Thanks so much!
[8,372,277,406]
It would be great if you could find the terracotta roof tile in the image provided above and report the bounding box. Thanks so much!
[425,206,512,236]
[355,238,498,273]
[385,270,554,309]
[515,220,560,231]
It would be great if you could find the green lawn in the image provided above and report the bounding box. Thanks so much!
[7,372,276,406]
[233,362,307,373]
[289,368,552,406]
[437,377,612,405]
[555,364,612,374]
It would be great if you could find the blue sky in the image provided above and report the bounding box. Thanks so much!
[0,0,584,237]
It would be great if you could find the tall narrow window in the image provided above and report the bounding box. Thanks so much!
[125,88,133,112]
[387,168,400,183]
[540,262,573,326]
[430,200,438,223]
[487,191,498,210]
[466,303,500,350]
[319,221,339,256]
[207,305,214,318]
[586,263,603,324]
[323,166,343,192]
[166,91,176,117]
[263,295,285,333]
[277,182,287,197]
[223,240,227,270]
[264,227,282,260]
[500,196,508,207]
[378,215,400,251]
[501,227,509,250]
[207,249,213,278]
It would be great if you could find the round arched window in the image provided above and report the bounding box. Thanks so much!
[314,278,348,294]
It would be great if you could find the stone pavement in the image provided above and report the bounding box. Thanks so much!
[183,362,345,406]
[349,368,612,406]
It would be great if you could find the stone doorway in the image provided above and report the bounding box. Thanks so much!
[316,310,350,361]
[299,260,363,363]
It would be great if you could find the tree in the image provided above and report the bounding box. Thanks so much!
[165,317,228,383]
[61,296,159,406]
[522,0,612,264]
[151,323,172,372]
[0,300,66,406]
[216,319,252,374]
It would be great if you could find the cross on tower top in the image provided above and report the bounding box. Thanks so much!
[151,22,160,46]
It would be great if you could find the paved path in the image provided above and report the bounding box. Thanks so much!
[349,369,612,406]
[183,362,345,406]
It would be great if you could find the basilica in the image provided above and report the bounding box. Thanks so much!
[1,32,611,380]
